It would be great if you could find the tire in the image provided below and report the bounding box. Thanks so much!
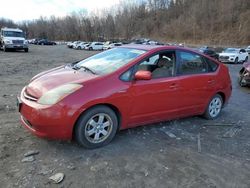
[89,47,93,51]
[24,48,29,52]
[245,56,248,62]
[238,68,247,87]
[3,45,8,52]
[74,106,118,148]
[234,57,238,64]
[203,94,223,120]
[77,46,81,50]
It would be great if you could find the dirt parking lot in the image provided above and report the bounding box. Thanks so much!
[0,45,250,188]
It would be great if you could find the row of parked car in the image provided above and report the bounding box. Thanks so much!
[67,38,165,51]
[197,46,249,64]
[67,40,249,64]
[67,41,123,50]
[28,38,57,45]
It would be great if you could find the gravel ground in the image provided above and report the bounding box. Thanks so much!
[0,45,250,188]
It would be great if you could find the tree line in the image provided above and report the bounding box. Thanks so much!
[1,0,249,46]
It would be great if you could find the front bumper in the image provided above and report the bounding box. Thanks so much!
[18,88,76,140]
[219,57,236,63]
[5,44,28,49]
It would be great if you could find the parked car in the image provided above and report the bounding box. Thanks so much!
[102,41,113,49]
[142,40,163,45]
[199,47,219,60]
[37,39,56,45]
[238,61,250,87]
[17,45,232,148]
[103,42,122,50]
[219,48,248,64]
[67,41,80,48]
[75,42,89,50]
[86,42,103,50]
[245,46,250,54]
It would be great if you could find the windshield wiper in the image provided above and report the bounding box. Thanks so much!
[73,65,96,74]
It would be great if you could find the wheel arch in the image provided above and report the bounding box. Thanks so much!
[216,91,225,105]
[72,103,122,140]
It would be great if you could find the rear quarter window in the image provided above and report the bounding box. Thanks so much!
[177,51,208,75]
[204,57,218,72]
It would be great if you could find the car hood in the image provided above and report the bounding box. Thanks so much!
[219,52,237,56]
[26,66,98,98]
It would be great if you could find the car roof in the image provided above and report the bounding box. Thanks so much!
[1,27,23,32]
[120,44,197,52]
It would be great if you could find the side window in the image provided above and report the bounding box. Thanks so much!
[140,54,159,65]
[240,49,246,53]
[178,51,207,75]
[204,57,218,72]
[120,68,133,81]
[137,51,176,79]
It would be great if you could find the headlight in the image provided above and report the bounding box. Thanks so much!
[37,83,82,105]
[4,40,12,44]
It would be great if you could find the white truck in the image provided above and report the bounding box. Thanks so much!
[0,27,29,52]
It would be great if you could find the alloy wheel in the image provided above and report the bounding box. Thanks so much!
[208,97,222,118]
[84,113,113,144]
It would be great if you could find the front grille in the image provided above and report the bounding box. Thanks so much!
[12,40,24,44]
[220,56,229,60]
[23,90,38,101]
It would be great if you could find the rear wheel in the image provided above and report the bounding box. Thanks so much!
[203,94,223,120]
[74,106,118,148]
[245,56,248,62]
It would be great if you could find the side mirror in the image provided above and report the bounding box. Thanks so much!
[135,70,152,80]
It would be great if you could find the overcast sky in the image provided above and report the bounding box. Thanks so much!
[0,0,121,22]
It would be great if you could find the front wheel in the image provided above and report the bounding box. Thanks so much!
[234,57,238,64]
[74,106,118,148]
[203,94,223,120]
[238,68,247,87]
[3,45,8,52]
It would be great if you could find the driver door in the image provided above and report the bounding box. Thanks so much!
[127,51,182,127]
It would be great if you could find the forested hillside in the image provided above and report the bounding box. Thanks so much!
[1,0,249,45]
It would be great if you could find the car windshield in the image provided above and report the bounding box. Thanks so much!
[224,48,238,53]
[76,48,146,75]
[3,31,23,37]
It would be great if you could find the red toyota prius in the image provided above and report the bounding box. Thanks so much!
[18,45,232,148]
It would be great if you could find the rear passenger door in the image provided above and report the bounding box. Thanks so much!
[175,50,218,115]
